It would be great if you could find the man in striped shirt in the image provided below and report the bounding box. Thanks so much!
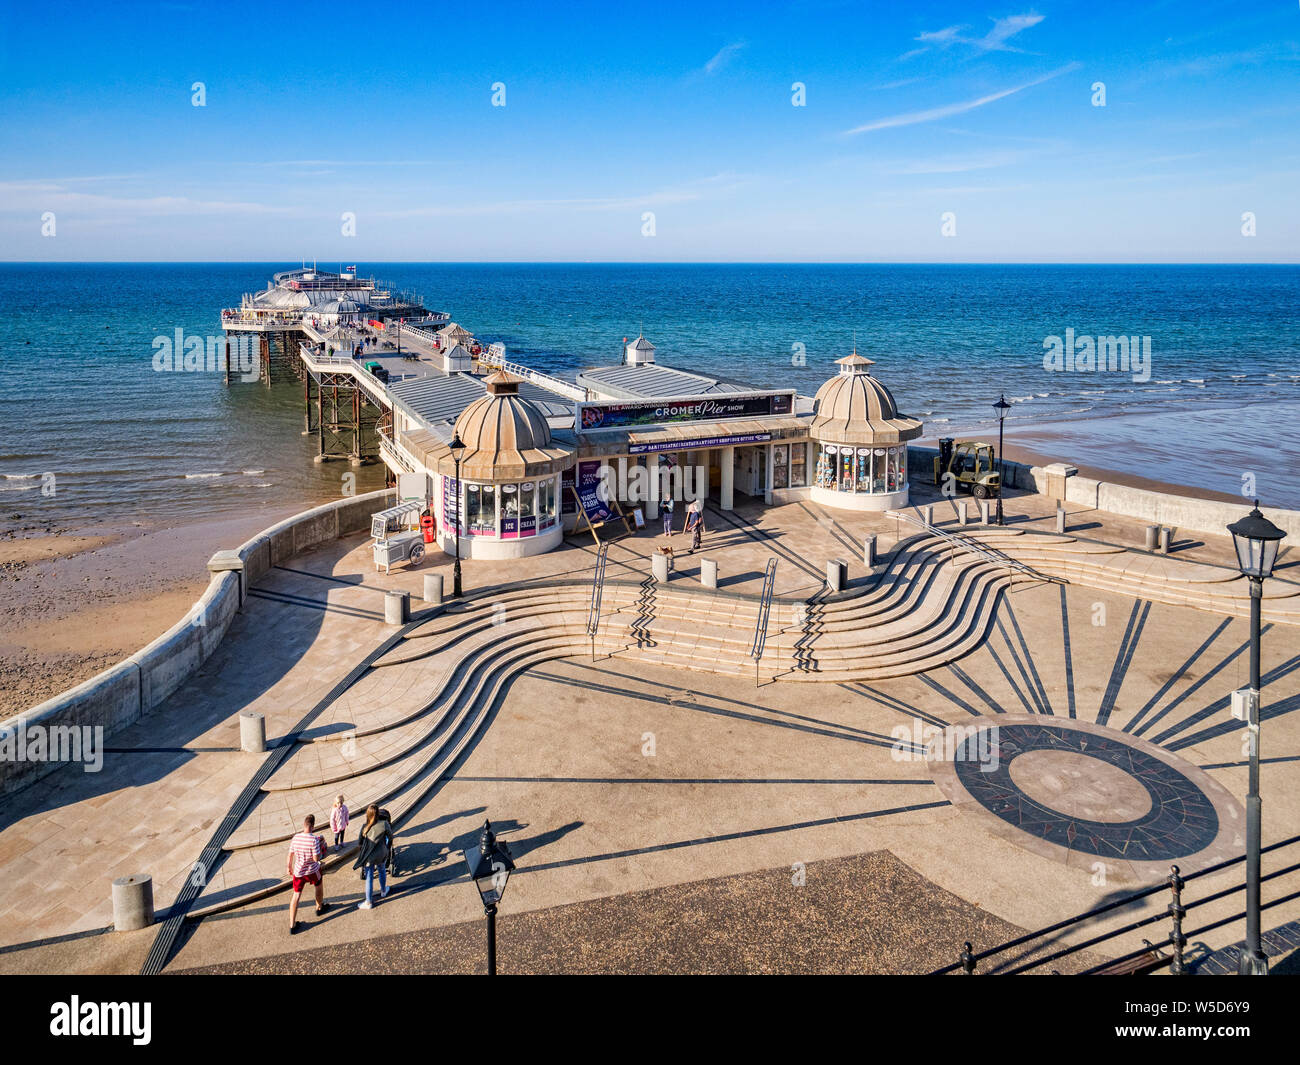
[287,813,329,934]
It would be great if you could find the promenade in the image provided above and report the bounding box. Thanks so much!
[2,485,1298,975]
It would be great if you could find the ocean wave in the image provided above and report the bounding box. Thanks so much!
[1,473,40,480]
[0,481,41,492]
[184,472,223,480]
[241,469,265,475]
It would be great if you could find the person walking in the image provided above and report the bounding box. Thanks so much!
[330,794,349,850]
[661,494,675,538]
[353,804,392,910]
[685,497,704,551]
[287,814,329,934]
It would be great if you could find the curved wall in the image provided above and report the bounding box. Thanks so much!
[0,488,393,796]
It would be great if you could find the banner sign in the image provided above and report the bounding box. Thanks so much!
[628,431,771,455]
[441,475,459,534]
[561,466,577,514]
[576,390,794,432]
[575,460,614,525]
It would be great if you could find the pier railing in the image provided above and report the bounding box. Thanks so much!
[932,834,1300,975]
[477,350,587,402]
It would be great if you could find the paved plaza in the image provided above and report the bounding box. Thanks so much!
[1,484,1298,975]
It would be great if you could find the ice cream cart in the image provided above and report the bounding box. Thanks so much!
[371,501,427,573]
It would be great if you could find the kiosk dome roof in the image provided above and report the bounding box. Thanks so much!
[432,370,574,480]
[811,355,923,446]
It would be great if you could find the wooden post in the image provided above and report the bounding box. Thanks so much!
[223,336,230,386]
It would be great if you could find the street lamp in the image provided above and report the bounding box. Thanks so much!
[449,432,466,598]
[992,394,1011,526]
[462,820,515,976]
[1226,501,1286,975]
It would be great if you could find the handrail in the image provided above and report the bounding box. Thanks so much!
[893,510,1062,584]
[750,559,778,686]
[932,833,1300,975]
[586,543,610,660]
[478,349,587,402]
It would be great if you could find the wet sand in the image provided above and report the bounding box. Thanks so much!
[0,504,327,718]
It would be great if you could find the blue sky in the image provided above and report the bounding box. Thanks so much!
[1,0,1297,261]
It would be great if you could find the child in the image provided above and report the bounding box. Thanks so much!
[330,794,350,850]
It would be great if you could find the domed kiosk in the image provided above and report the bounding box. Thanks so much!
[431,371,575,560]
[810,354,922,511]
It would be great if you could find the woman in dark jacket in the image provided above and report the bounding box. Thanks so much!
[353,804,391,909]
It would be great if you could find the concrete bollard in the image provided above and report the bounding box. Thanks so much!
[826,558,847,592]
[1055,505,1066,535]
[701,558,718,589]
[979,498,990,524]
[923,504,934,525]
[957,501,968,527]
[652,551,670,582]
[239,712,266,754]
[1144,525,1159,552]
[1159,526,1172,555]
[112,875,154,932]
[385,589,410,625]
[423,573,443,605]
[864,534,877,568]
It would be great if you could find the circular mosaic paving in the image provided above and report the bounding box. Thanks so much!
[928,716,1245,878]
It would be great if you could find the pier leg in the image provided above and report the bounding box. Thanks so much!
[223,336,230,386]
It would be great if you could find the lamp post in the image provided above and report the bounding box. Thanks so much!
[1226,500,1286,976]
[462,819,515,976]
[992,394,1011,526]
[449,432,466,599]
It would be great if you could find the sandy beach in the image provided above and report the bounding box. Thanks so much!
[0,502,332,718]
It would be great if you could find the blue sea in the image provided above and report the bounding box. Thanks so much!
[1,263,1297,529]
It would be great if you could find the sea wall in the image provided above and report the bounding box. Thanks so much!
[0,489,393,797]
[907,445,1298,538]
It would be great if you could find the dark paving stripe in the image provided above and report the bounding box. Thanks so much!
[839,683,950,729]
[1095,600,1150,728]
[272,564,395,594]
[247,588,385,621]
[455,775,934,785]
[1201,754,1300,771]
[1123,617,1232,735]
[995,612,1053,716]
[515,800,952,874]
[703,502,823,581]
[1130,628,1260,739]
[1164,689,1300,753]
[532,666,906,749]
[1152,651,1300,748]
[917,673,986,719]
[983,644,1039,715]
[947,663,1006,717]
[1058,585,1076,719]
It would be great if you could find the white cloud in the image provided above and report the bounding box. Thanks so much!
[843,63,1080,135]
[906,12,1045,56]
[704,41,745,74]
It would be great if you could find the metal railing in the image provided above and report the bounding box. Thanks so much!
[933,833,1300,975]
[586,543,610,660]
[893,510,1061,584]
[477,349,587,402]
[750,559,778,687]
